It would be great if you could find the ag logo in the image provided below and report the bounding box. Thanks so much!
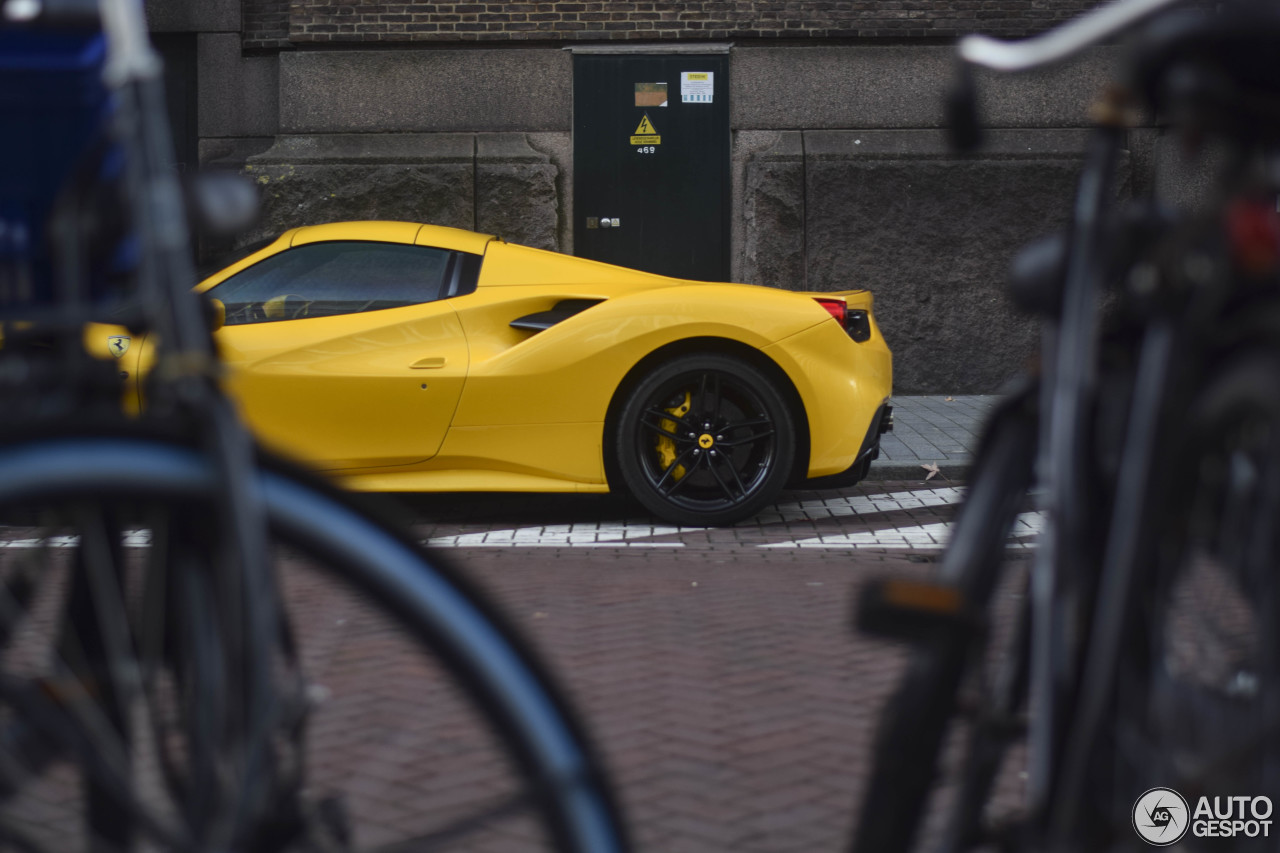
[1134,787,1190,846]
[107,335,131,358]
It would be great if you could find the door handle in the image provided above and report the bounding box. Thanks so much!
[410,357,447,369]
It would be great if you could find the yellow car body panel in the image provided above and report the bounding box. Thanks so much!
[764,306,893,476]
[289,220,422,249]
[174,221,891,494]
[478,239,677,289]
[214,304,469,470]
[343,422,610,493]
[290,220,495,256]
[450,283,818,427]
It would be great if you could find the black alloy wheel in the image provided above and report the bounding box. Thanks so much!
[615,353,796,526]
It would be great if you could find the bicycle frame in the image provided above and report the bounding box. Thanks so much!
[1022,120,1192,834]
[1,3,633,850]
[1022,123,1124,820]
[853,3,1280,850]
[964,0,1280,837]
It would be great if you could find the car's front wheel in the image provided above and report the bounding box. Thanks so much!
[614,353,796,526]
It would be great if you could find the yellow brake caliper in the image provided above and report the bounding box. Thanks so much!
[656,391,691,480]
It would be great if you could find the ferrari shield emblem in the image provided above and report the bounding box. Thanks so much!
[107,335,131,358]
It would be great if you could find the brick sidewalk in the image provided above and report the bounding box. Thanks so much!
[0,473,1004,851]
[871,395,997,481]
[300,480,1008,852]
[290,400,1010,851]
[460,547,928,852]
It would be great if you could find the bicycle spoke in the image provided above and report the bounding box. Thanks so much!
[0,551,37,650]
[379,787,551,852]
[178,541,233,843]
[0,673,188,848]
[76,506,142,718]
[74,506,145,850]
[12,537,140,804]
[136,514,197,810]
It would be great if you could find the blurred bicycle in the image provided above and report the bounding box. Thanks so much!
[0,1,629,849]
[854,1,1280,850]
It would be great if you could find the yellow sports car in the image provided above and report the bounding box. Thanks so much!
[114,221,892,526]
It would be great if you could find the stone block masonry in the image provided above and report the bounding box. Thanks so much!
[239,133,562,253]
[201,1,1205,395]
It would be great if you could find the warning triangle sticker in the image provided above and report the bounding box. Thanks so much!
[630,113,661,145]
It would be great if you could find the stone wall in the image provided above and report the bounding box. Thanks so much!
[736,130,1088,393]
[190,38,1141,393]
[787,131,1094,393]
[238,133,563,252]
[725,45,1122,392]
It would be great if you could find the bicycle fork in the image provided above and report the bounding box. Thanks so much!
[1024,124,1124,828]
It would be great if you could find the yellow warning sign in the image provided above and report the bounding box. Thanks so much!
[630,114,661,145]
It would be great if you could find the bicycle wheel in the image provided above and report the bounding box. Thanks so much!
[1093,349,1280,849]
[0,432,628,852]
[851,390,1037,853]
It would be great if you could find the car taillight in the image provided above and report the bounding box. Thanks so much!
[814,297,872,343]
[846,309,871,343]
[814,298,847,324]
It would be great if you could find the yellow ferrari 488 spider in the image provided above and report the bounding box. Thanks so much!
[123,221,892,525]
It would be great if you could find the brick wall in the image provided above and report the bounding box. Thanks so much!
[265,1,1101,46]
[244,0,289,49]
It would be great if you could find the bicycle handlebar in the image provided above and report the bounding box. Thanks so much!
[99,0,161,85]
[957,0,1181,72]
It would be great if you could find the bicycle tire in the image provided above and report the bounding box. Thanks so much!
[851,390,1037,853]
[1082,348,1280,849]
[0,432,629,852]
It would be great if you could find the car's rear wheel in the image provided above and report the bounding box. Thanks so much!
[614,353,796,526]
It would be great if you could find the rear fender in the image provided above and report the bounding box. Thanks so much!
[601,337,812,490]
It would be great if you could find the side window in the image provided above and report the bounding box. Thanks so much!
[209,241,468,325]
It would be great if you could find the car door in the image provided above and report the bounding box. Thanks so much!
[205,240,473,471]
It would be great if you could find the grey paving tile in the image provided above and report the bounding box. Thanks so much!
[872,395,1000,475]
